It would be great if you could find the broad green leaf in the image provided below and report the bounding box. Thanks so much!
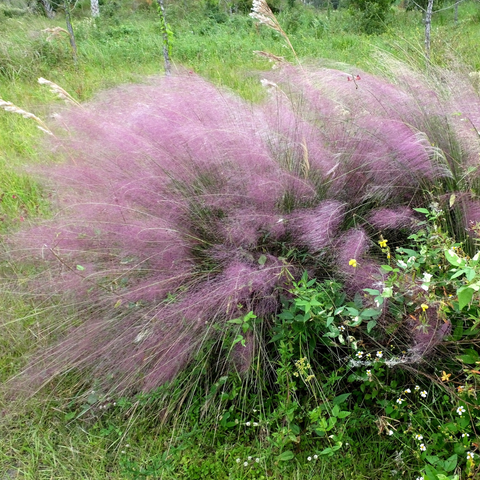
[458,287,474,310]
[414,207,430,214]
[76,264,85,271]
[258,254,267,265]
[445,249,465,267]
[327,416,337,430]
[444,453,457,472]
[452,325,464,341]
[319,447,333,456]
[466,268,476,282]
[367,320,377,333]
[333,393,351,405]
[457,348,479,364]
[423,464,438,480]
[361,308,381,318]
[450,269,468,279]
[277,451,294,462]
[227,318,243,325]
[337,410,351,418]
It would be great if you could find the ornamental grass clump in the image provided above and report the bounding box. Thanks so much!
[4,62,480,400]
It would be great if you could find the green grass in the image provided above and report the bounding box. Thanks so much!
[1,1,480,478]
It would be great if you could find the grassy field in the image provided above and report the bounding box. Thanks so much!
[2,1,480,478]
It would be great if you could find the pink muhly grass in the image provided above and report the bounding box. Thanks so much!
[335,228,384,294]
[292,200,345,252]
[368,207,416,231]
[7,65,480,395]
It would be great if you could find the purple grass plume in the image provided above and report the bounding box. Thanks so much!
[6,65,480,395]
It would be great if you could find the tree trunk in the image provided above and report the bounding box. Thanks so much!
[40,0,55,18]
[424,0,434,59]
[64,0,78,65]
[91,0,100,17]
[157,0,171,76]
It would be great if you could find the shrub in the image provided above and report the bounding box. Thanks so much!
[348,0,395,34]
[4,60,480,413]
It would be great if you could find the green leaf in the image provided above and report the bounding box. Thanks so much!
[337,410,351,419]
[76,264,85,271]
[450,269,468,279]
[361,308,381,318]
[333,393,351,405]
[269,333,284,343]
[327,416,337,430]
[452,325,464,341]
[258,254,267,265]
[444,453,457,472]
[278,311,294,320]
[367,320,377,333]
[64,411,76,421]
[458,287,474,310]
[457,348,479,364]
[414,207,430,214]
[319,447,333,456]
[466,268,476,282]
[426,455,440,465]
[399,247,418,257]
[277,451,294,462]
[331,404,340,416]
[445,249,465,267]
[227,318,243,325]
[423,464,438,480]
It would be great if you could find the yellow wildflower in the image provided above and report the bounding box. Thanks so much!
[349,259,357,268]
[421,303,429,311]
[441,371,451,382]
[379,238,388,248]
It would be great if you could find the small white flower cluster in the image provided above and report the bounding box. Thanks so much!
[420,272,433,291]
[397,256,416,269]
[307,454,319,461]
[467,451,475,461]
[236,456,261,467]
[120,444,131,454]
[245,421,260,427]
[457,405,466,416]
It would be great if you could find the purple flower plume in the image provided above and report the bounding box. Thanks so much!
[6,66,480,394]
